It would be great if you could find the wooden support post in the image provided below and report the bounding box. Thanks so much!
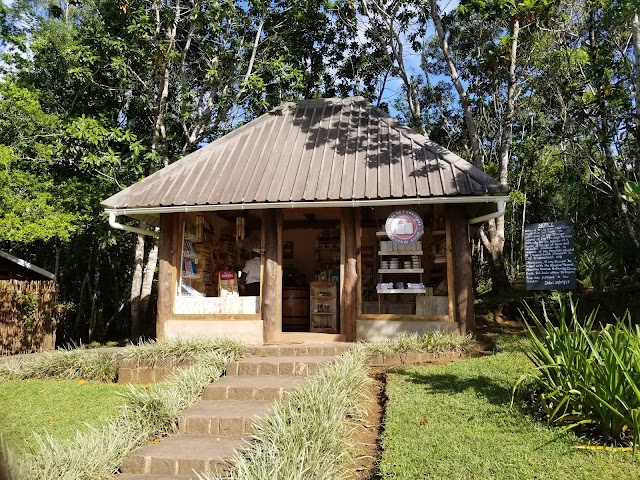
[262,209,279,344]
[157,213,178,340]
[342,208,358,342]
[450,206,475,334]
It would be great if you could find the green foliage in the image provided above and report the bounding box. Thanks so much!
[515,297,640,447]
[204,348,371,480]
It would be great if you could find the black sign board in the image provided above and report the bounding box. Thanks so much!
[524,221,577,290]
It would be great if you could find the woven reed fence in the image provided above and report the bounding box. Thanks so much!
[0,280,57,355]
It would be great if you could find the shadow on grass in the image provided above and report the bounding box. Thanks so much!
[394,369,510,407]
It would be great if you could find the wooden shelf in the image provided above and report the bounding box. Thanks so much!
[311,296,336,299]
[378,251,423,256]
[377,288,426,294]
[376,231,389,237]
[184,233,202,242]
[432,230,445,235]
[181,272,199,279]
[378,268,424,273]
[433,257,447,264]
[312,312,336,315]
[182,251,199,259]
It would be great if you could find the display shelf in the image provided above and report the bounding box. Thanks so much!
[310,281,338,333]
[378,268,424,273]
[433,257,447,264]
[182,251,199,259]
[376,288,426,294]
[378,251,423,256]
[181,272,199,279]
[432,230,445,235]
[184,233,202,242]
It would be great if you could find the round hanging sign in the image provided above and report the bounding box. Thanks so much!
[385,210,424,244]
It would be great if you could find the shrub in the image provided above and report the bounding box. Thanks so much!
[203,348,372,480]
[514,297,640,448]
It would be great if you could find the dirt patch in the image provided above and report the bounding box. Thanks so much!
[349,372,387,480]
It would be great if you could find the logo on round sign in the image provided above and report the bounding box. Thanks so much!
[385,210,424,244]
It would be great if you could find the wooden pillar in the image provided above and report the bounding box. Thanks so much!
[157,213,178,340]
[450,205,475,334]
[262,209,279,344]
[342,208,358,342]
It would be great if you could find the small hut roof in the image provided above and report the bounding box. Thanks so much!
[0,250,55,281]
[102,97,507,214]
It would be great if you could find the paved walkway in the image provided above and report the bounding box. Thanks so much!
[118,343,353,479]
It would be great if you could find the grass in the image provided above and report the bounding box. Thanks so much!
[379,347,640,480]
[204,347,372,480]
[0,379,128,453]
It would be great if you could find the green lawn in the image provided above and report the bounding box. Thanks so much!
[0,379,128,452]
[379,347,640,480]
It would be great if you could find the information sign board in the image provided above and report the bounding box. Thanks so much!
[524,221,577,290]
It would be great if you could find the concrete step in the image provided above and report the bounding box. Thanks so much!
[203,375,306,401]
[177,400,271,436]
[227,355,334,377]
[245,342,353,358]
[121,435,245,477]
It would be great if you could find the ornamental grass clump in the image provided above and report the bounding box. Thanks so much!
[6,340,238,480]
[0,349,117,382]
[363,331,475,354]
[514,297,640,448]
[204,348,372,480]
[121,336,245,366]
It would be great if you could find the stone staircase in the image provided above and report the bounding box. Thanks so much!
[118,343,352,480]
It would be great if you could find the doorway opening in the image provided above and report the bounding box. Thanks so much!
[281,210,341,333]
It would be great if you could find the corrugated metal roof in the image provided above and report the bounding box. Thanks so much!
[102,97,507,210]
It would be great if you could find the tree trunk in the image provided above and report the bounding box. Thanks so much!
[477,18,520,292]
[88,266,101,342]
[481,227,511,293]
[429,0,485,168]
[74,272,90,341]
[632,11,640,175]
[130,234,145,338]
[139,240,159,338]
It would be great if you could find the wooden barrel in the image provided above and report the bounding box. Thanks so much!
[282,287,310,332]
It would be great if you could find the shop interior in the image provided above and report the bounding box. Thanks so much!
[175,212,262,315]
[281,210,342,333]
[174,206,450,320]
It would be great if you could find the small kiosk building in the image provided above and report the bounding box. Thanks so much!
[102,97,508,344]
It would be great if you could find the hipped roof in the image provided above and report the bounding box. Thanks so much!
[102,97,507,215]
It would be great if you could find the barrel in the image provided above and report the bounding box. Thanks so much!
[282,287,310,332]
